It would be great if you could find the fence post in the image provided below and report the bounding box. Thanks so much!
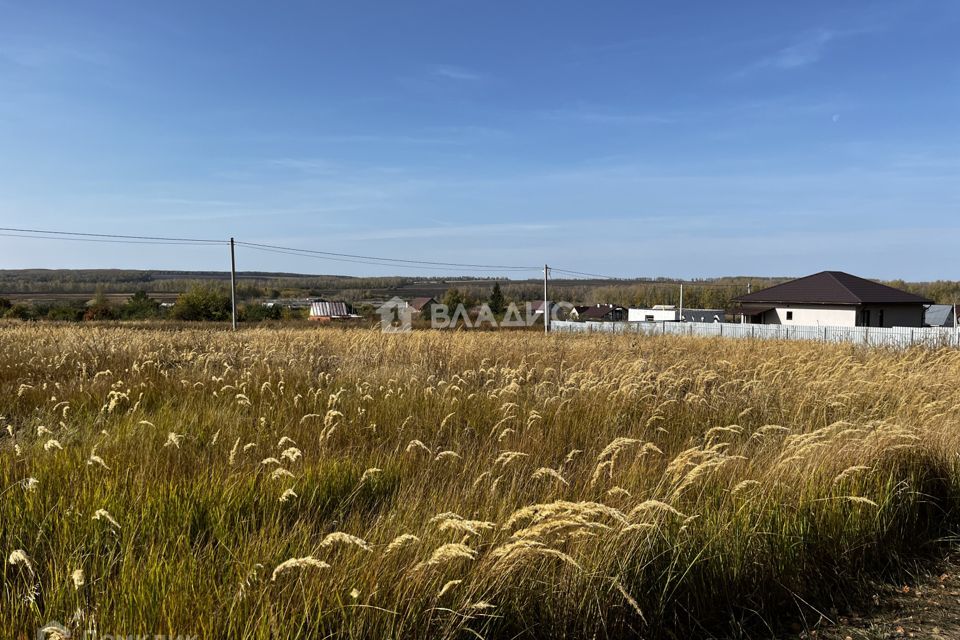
[910,329,914,347]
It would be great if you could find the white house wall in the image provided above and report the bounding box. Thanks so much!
[761,306,857,327]
[628,308,677,322]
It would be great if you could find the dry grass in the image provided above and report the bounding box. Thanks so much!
[2,324,960,638]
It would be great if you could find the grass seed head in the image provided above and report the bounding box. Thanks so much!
[8,549,33,574]
[320,532,372,552]
[271,556,330,582]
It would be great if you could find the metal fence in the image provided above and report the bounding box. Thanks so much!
[551,320,960,349]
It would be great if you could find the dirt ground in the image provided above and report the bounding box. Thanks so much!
[790,553,960,640]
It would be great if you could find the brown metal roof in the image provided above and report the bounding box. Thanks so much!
[734,271,932,305]
[580,304,625,319]
[408,297,436,311]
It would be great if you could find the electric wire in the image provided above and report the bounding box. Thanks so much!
[0,226,226,244]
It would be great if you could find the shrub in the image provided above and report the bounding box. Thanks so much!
[170,284,232,321]
[241,303,282,322]
[46,304,84,322]
[121,290,161,319]
[5,303,34,320]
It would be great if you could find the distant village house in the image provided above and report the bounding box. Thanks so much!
[308,301,358,322]
[576,303,627,322]
[407,297,438,316]
[627,305,724,323]
[733,271,932,328]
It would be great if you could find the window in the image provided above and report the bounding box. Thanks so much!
[645,315,654,322]
[862,309,871,326]
[878,310,884,327]
[785,311,793,320]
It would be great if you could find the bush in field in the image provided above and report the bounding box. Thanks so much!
[281,306,309,321]
[241,303,282,322]
[120,290,161,319]
[4,302,34,320]
[83,289,116,321]
[46,304,84,321]
[170,284,231,321]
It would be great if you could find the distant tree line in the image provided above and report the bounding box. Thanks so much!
[4,275,959,325]
[0,285,305,323]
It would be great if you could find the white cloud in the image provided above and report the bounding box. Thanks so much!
[543,106,677,126]
[734,27,874,77]
[431,65,484,81]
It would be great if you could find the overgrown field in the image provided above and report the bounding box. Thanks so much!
[3,325,960,639]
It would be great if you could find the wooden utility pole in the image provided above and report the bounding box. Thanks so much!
[543,264,549,334]
[230,237,237,331]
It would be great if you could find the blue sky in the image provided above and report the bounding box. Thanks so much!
[1,1,958,279]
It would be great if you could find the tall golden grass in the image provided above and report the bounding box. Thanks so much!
[2,324,960,638]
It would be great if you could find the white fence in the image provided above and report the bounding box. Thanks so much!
[551,320,960,349]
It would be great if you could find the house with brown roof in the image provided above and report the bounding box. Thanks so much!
[567,305,592,321]
[407,297,437,315]
[732,271,932,328]
[578,303,627,322]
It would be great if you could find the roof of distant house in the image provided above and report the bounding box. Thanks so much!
[309,301,352,317]
[924,304,956,327]
[733,271,932,305]
[580,304,625,319]
[680,308,725,321]
[408,297,436,311]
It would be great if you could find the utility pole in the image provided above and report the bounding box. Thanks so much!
[230,237,237,331]
[678,283,684,323]
[543,264,549,335]
[742,282,751,324]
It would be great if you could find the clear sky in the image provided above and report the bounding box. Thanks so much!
[1,1,958,280]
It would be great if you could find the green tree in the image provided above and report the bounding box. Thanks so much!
[83,288,116,321]
[5,303,35,320]
[121,290,161,320]
[488,282,506,315]
[170,284,232,321]
[241,303,282,322]
[442,288,466,309]
[47,304,84,321]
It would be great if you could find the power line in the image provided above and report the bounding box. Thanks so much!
[0,225,744,283]
[551,266,749,289]
[0,232,223,247]
[0,226,539,272]
[239,243,538,273]
[550,267,624,280]
[234,240,539,272]
[0,226,226,244]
